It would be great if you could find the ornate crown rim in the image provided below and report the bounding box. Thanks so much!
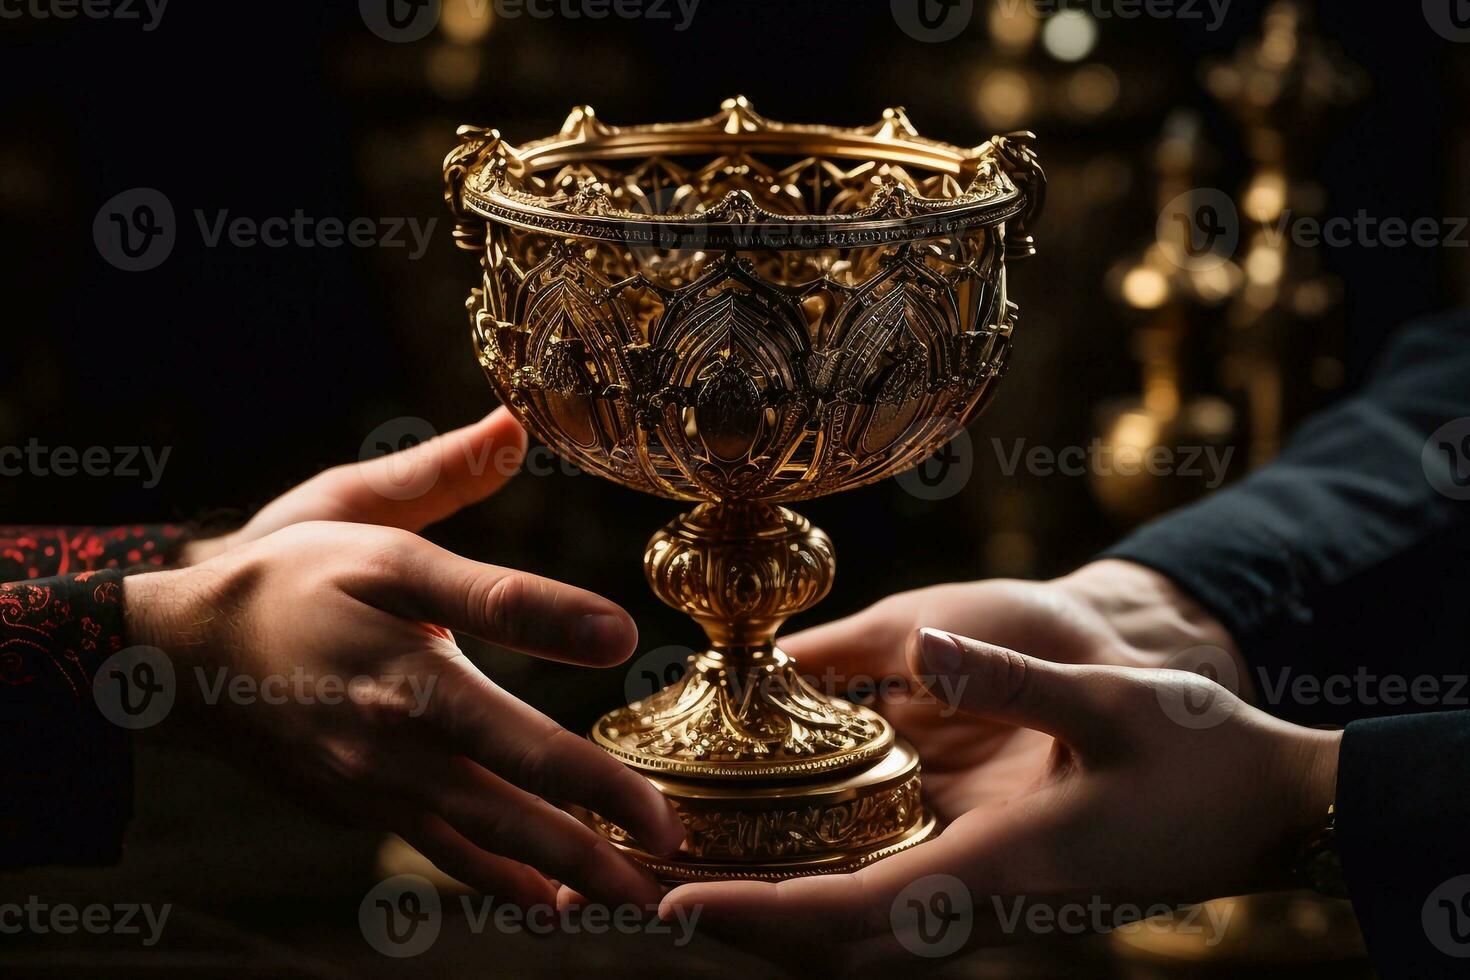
[444,96,1043,250]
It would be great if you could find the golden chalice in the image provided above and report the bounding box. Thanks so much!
[444,98,1043,881]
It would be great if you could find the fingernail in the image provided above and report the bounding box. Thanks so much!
[575,614,632,658]
[918,627,963,676]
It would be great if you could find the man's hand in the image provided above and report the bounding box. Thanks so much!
[126,521,685,908]
[662,629,1338,964]
[181,408,527,564]
[777,561,1247,813]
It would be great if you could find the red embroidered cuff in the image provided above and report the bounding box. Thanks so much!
[0,525,189,582]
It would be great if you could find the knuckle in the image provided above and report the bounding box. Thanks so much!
[470,803,513,849]
[563,831,613,878]
[512,726,561,797]
[480,573,529,645]
[989,646,1032,710]
[323,739,387,787]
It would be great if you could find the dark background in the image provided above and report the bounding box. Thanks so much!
[0,1,1464,976]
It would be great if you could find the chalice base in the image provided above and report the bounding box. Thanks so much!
[583,502,935,881]
[580,738,938,883]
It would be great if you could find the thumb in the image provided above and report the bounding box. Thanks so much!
[907,628,1110,743]
[341,407,529,531]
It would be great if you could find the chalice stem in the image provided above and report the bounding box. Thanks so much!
[591,501,895,776]
[643,501,833,659]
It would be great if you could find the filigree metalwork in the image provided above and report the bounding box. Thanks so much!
[446,99,1043,880]
[590,775,923,861]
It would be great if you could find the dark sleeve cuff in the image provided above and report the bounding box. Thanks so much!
[1100,502,1316,646]
[1101,312,1470,659]
[1337,711,1470,979]
[0,570,135,868]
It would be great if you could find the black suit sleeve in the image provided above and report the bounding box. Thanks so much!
[1338,712,1470,979]
[1102,310,1470,656]
[1100,310,1470,980]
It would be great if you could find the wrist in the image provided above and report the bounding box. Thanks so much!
[1056,560,1248,681]
[1283,725,1342,836]
[178,532,237,567]
[123,567,220,676]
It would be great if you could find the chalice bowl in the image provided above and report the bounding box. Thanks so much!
[444,98,1043,882]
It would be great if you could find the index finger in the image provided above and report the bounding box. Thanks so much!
[351,532,639,667]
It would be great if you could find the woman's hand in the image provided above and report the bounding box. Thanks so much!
[662,627,1337,964]
[180,408,527,564]
[125,520,685,908]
